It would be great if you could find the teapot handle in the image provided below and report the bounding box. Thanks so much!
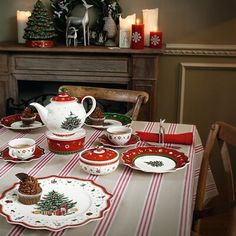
[81,96,96,118]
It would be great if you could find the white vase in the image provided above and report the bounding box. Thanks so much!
[103,11,117,46]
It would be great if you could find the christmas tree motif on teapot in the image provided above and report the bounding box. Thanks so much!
[61,111,81,131]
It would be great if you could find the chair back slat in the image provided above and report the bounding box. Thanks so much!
[220,141,235,204]
[58,85,149,121]
[218,121,236,147]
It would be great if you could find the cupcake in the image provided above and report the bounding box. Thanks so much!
[89,106,105,126]
[20,107,36,125]
[16,173,42,205]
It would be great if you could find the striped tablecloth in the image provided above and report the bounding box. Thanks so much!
[0,121,217,236]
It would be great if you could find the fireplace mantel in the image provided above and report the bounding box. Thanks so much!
[0,42,162,121]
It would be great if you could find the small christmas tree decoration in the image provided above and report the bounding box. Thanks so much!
[24,0,57,47]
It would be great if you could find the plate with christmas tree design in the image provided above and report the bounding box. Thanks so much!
[121,146,189,173]
[85,112,132,129]
[0,175,112,231]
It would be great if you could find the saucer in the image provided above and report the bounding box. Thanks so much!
[98,134,140,148]
[0,146,45,163]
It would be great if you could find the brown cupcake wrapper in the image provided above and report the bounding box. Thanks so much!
[89,116,105,125]
[18,191,42,205]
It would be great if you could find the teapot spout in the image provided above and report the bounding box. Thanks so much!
[30,102,48,125]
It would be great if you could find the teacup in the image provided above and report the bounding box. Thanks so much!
[106,125,132,146]
[8,138,36,159]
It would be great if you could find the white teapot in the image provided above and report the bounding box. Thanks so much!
[30,93,96,136]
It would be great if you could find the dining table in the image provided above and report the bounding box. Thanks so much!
[0,120,217,236]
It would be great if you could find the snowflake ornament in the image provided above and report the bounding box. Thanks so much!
[132,32,142,43]
[150,35,161,46]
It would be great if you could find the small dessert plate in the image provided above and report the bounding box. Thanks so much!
[121,146,189,173]
[0,114,44,131]
[85,119,122,129]
[98,134,141,148]
[0,146,45,163]
[11,121,42,129]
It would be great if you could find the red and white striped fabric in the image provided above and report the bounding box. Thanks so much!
[0,122,217,236]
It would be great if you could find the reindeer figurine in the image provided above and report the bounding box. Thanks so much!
[66,26,79,47]
[66,0,93,46]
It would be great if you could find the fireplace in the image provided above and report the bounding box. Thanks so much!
[0,42,159,121]
[7,80,128,115]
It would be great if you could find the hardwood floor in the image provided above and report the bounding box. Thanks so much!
[200,212,232,236]
[197,196,236,236]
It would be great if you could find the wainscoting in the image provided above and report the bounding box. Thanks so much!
[178,62,236,141]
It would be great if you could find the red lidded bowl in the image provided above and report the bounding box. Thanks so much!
[79,146,119,175]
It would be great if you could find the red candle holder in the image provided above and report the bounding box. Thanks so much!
[131,24,144,49]
[149,31,162,49]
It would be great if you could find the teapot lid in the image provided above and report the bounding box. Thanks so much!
[51,93,77,102]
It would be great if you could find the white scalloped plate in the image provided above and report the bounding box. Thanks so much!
[0,175,112,231]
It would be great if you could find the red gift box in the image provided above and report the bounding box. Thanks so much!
[131,21,144,49]
[150,31,162,49]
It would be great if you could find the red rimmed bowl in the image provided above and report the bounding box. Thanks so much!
[79,146,119,175]
[46,129,86,155]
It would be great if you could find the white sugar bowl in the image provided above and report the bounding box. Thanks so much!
[79,146,119,175]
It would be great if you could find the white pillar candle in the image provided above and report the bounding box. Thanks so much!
[142,8,158,46]
[16,10,31,44]
[119,14,136,48]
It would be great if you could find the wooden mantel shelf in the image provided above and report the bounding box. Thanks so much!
[0,41,164,55]
[0,41,161,121]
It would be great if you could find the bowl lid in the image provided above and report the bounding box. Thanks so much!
[80,146,119,162]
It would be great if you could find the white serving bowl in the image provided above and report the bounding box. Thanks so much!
[79,146,119,175]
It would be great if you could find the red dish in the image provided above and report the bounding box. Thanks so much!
[0,113,44,131]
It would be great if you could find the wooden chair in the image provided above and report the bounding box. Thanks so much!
[192,121,236,235]
[58,85,149,121]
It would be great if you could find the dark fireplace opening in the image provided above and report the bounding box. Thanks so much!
[7,80,128,115]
